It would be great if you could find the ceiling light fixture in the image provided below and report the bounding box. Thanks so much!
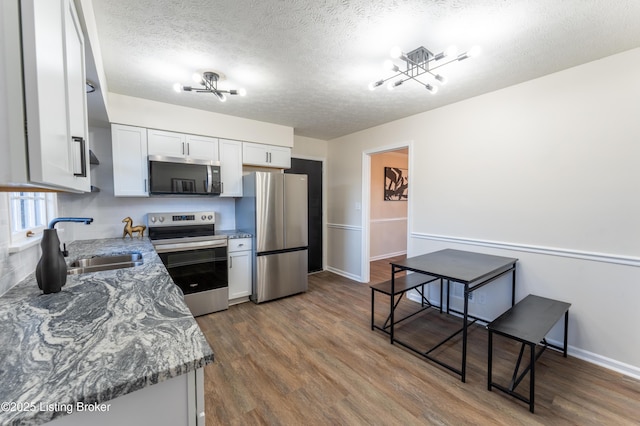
[369,45,480,94]
[173,71,246,102]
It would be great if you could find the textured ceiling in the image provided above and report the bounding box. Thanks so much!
[89,0,640,140]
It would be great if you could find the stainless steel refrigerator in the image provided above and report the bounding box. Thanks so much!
[235,172,308,303]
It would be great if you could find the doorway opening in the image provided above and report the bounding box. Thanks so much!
[361,142,412,283]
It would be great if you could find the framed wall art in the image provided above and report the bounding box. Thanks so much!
[384,167,408,201]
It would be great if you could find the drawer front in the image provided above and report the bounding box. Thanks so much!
[228,238,252,253]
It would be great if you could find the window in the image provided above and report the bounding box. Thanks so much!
[7,192,57,247]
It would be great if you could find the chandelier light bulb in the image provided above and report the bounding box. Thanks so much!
[217,92,227,102]
[384,60,399,72]
[237,88,247,96]
[368,80,384,91]
[467,46,482,58]
[444,46,459,58]
[387,81,395,91]
[435,74,447,84]
[426,84,438,94]
[173,82,183,93]
[389,46,403,59]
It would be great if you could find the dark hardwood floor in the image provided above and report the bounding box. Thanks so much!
[196,256,640,425]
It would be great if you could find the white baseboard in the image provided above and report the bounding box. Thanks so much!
[551,340,640,380]
[326,266,363,282]
[404,294,640,380]
[370,250,407,262]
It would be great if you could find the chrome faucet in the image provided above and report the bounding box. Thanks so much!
[48,217,94,229]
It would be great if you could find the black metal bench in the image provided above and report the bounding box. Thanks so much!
[487,294,571,413]
[370,273,440,335]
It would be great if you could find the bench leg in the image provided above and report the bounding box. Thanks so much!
[371,288,375,330]
[530,343,535,413]
[487,330,493,391]
[563,310,569,357]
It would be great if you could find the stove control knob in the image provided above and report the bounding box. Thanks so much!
[150,216,156,223]
[201,215,206,221]
[207,215,213,220]
[158,216,165,223]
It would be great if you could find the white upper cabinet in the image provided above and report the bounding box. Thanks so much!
[186,134,219,161]
[148,129,219,161]
[112,124,149,197]
[18,0,90,192]
[218,139,243,197]
[242,142,291,169]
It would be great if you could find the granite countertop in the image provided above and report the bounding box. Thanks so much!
[216,230,252,239]
[0,237,214,426]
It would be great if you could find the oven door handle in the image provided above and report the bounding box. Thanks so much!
[154,239,227,253]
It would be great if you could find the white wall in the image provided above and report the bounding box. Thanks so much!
[107,93,293,147]
[292,135,328,158]
[326,48,640,375]
[57,126,236,243]
[370,151,407,260]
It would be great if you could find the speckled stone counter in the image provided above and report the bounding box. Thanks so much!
[0,238,214,426]
[216,230,252,239]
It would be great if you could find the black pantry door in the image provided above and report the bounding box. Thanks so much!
[286,158,323,273]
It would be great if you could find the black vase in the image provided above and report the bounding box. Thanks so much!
[35,229,67,294]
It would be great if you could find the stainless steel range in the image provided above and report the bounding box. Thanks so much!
[148,211,228,316]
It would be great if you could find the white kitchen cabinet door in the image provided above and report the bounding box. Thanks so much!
[268,145,291,168]
[112,124,149,197]
[228,250,252,301]
[242,141,291,168]
[242,142,269,166]
[218,139,243,197]
[185,134,219,161]
[20,0,90,192]
[148,130,218,161]
[63,0,90,190]
[147,129,185,157]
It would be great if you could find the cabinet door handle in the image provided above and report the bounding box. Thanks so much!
[72,136,87,177]
[186,142,190,156]
[265,152,269,163]
[182,142,185,155]
[229,257,233,268]
[144,178,147,192]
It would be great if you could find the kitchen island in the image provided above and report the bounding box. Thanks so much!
[0,238,214,426]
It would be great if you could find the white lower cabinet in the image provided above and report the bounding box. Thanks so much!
[228,238,252,303]
[47,369,204,426]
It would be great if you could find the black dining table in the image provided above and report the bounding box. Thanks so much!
[389,248,518,382]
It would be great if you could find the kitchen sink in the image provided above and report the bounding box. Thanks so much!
[67,252,143,275]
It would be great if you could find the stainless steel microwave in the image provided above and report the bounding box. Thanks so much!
[148,155,221,195]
